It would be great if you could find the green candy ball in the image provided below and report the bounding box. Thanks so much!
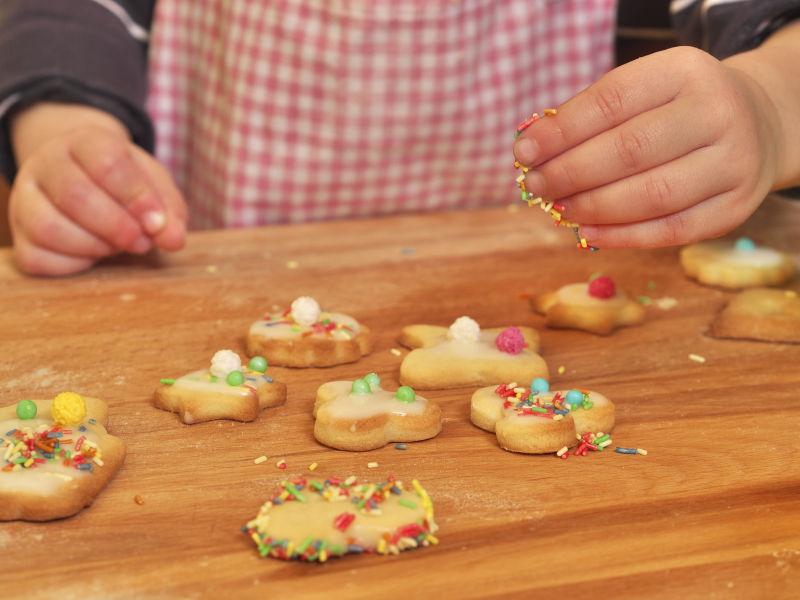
[16,399,37,420]
[395,386,416,403]
[226,370,245,386]
[351,378,371,395]
[248,356,268,373]
[364,372,381,390]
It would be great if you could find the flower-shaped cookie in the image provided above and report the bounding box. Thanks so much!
[530,275,645,335]
[1,392,126,521]
[681,237,796,289]
[470,379,615,454]
[709,288,800,343]
[398,317,548,390]
[247,296,373,367]
[244,476,437,562]
[313,373,442,451]
[154,350,287,424]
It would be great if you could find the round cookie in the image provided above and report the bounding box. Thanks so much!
[247,296,372,367]
[680,237,796,289]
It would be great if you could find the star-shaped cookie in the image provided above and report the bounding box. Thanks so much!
[709,288,800,343]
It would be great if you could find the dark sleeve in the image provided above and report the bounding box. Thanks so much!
[671,0,800,59]
[0,0,156,182]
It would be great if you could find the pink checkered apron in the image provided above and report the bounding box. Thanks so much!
[147,0,616,229]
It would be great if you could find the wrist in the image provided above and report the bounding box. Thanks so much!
[11,102,129,166]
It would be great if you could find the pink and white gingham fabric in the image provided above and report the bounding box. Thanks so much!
[147,0,616,229]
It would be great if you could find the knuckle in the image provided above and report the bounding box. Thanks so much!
[591,82,626,124]
[109,216,141,248]
[55,178,95,212]
[614,128,650,171]
[641,173,673,215]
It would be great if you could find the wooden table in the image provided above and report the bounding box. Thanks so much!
[2,196,799,599]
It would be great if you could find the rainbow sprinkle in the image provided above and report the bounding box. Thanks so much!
[2,422,103,473]
[243,476,438,563]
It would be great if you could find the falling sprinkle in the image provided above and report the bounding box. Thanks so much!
[134,495,145,505]
[367,462,379,469]
[286,260,299,269]
[647,280,657,290]
[254,455,268,465]
[308,462,318,471]
[688,353,706,364]
[205,265,218,274]
[390,348,403,357]
[655,296,678,310]
[557,365,566,375]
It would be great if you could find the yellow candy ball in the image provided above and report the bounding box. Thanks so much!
[51,391,87,426]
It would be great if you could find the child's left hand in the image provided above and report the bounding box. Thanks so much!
[512,45,785,248]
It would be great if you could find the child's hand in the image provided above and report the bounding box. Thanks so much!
[9,103,187,275]
[513,46,784,248]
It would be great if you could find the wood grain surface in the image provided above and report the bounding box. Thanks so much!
[1,197,799,599]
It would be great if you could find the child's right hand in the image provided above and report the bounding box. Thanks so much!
[9,103,187,276]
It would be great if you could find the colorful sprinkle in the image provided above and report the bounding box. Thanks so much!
[735,237,756,251]
[395,443,407,450]
[308,462,318,471]
[390,348,403,357]
[254,455,268,465]
[688,353,706,364]
[367,462,379,469]
[159,378,176,385]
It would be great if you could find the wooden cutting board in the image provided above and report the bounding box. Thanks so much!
[1,196,799,599]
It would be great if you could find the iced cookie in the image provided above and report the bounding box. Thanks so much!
[154,350,287,424]
[247,296,372,367]
[681,237,796,289]
[470,378,615,454]
[313,373,442,451]
[1,392,126,521]
[530,275,645,335]
[244,475,437,562]
[709,288,800,343]
[399,317,548,390]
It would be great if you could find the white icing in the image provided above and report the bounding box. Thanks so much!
[321,381,427,419]
[723,247,783,268]
[447,316,480,342]
[249,311,361,341]
[290,296,321,327]
[173,369,269,398]
[210,349,242,378]
[0,418,101,496]
[556,283,624,307]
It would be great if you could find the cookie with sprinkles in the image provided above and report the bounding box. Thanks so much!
[530,275,645,335]
[243,476,438,562]
[470,379,615,454]
[709,288,800,343]
[0,392,126,521]
[313,373,442,451]
[680,237,796,290]
[398,317,548,390]
[154,350,287,424]
[247,296,373,367]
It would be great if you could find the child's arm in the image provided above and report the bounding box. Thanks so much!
[513,19,800,249]
[0,0,184,275]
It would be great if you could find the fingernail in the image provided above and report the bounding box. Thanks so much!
[514,138,539,165]
[130,236,152,255]
[142,211,167,235]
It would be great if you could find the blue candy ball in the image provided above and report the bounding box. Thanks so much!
[565,390,584,406]
[735,237,756,251]
[531,377,550,393]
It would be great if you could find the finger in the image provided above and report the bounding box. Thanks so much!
[13,231,96,276]
[34,160,150,253]
[558,146,735,225]
[130,146,187,252]
[579,189,755,249]
[522,96,719,201]
[69,131,168,236]
[12,179,116,258]
[514,46,712,167]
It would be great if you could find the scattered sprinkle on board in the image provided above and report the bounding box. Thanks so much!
[253,455,267,465]
[390,348,403,357]
[367,462,379,469]
[286,260,299,269]
[688,353,706,364]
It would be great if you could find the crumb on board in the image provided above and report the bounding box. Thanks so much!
[286,260,299,269]
[134,495,144,505]
[205,265,218,274]
[688,353,706,364]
